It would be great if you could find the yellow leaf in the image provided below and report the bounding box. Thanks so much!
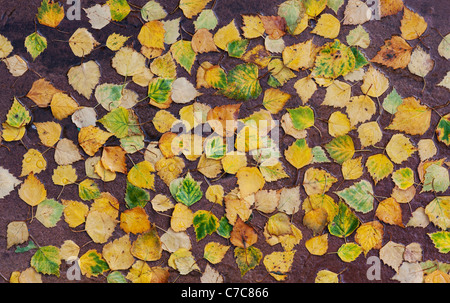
[171,203,194,232]
[180,0,212,19]
[386,133,416,164]
[62,200,89,228]
[111,46,147,77]
[214,20,241,50]
[50,92,79,120]
[155,156,185,186]
[18,173,47,206]
[34,122,61,147]
[78,126,113,157]
[205,185,224,205]
[60,240,80,261]
[303,168,338,196]
[328,111,352,137]
[304,208,328,234]
[85,210,117,243]
[106,33,130,51]
[386,97,431,136]
[305,234,328,256]
[263,250,296,281]
[91,192,120,220]
[358,121,383,148]
[221,153,247,174]
[130,226,162,261]
[355,221,384,255]
[241,15,265,39]
[151,194,174,212]
[400,7,427,40]
[21,149,47,177]
[255,190,280,213]
[282,39,318,71]
[322,80,352,108]
[94,160,116,182]
[69,28,99,57]
[120,207,151,234]
[0,34,13,58]
[285,139,313,169]
[360,66,389,98]
[138,21,165,50]
[168,248,200,275]
[293,77,317,104]
[150,52,177,79]
[204,242,230,264]
[126,261,169,283]
[346,95,376,126]
[236,167,265,198]
[7,221,29,249]
[311,14,341,39]
[52,165,78,186]
[342,157,364,180]
[127,161,155,190]
[315,270,339,283]
[3,55,28,77]
[37,0,65,28]
[102,234,134,270]
[224,188,254,225]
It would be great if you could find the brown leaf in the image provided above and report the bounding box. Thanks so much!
[260,15,286,40]
[371,36,412,69]
[207,104,242,137]
[191,29,218,53]
[230,217,258,248]
[26,78,62,108]
[101,146,127,174]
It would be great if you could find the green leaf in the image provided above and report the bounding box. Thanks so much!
[31,245,61,277]
[311,146,330,163]
[15,240,38,253]
[287,106,315,131]
[35,199,65,228]
[392,167,415,190]
[227,39,249,58]
[107,0,131,21]
[193,9,218,31]
[171,172,203,207]
[312,40,355,79]
[382,88,403,115]
[423,164,449,193]
[79,179,101,201]
[107,271,128,283]
[99,107,130,139]
[6,98,31,128]
[325,135,355,164]
[350,46,369,70]
[328,201,360,238]
[424,196,450,230]
[79,249,110,277]
[170,40,196,74]
[125,181,150,208]
[436,114,450,146]
[193,210,219,241]
[147,78,173,104]
[95,83,125,111]
[25,32,47,60]
[217,216,233,238]
[204,136,227,160]
[234,246,262,277]
[37,0,65,28]
[140,0,167,22]
[428,231,450,254]
[278,0,304,32]
[327,0,345,13]
[336,180,374,214]
[337,243,362,262]
[220,63,262,101]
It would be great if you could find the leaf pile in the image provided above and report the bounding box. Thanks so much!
[0,0,449,283]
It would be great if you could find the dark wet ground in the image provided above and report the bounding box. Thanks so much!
[0,0,449,283]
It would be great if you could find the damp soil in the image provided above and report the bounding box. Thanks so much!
[0,0,449,283]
